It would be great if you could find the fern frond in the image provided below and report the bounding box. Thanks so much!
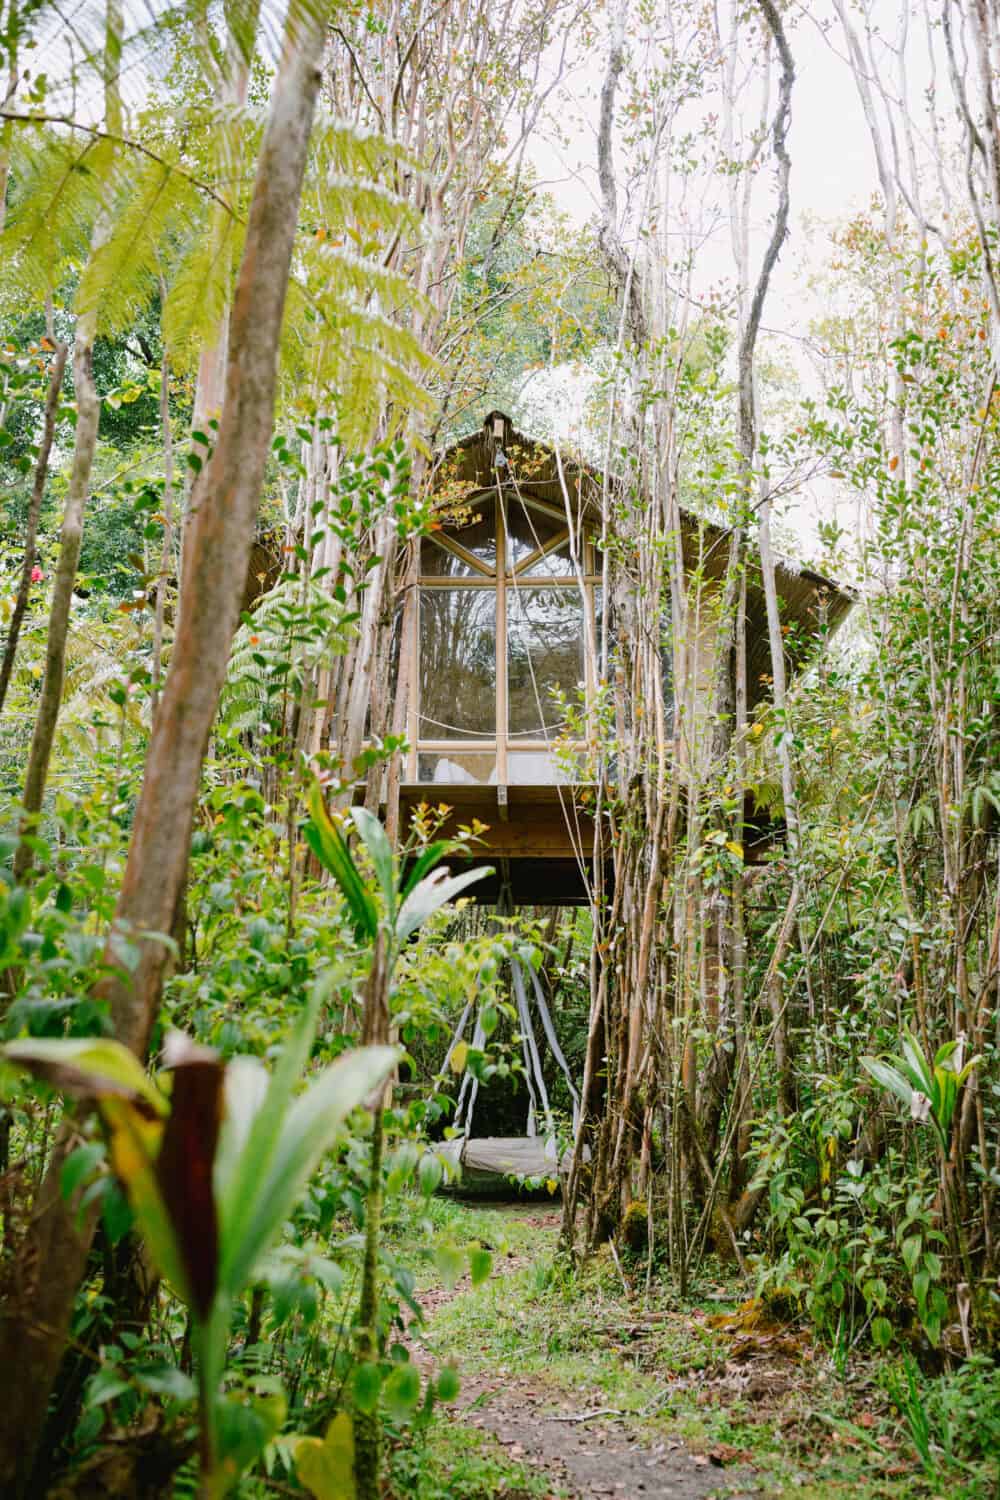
[0,128,114,304]
[77,157,200,336]
[162,206,245,363]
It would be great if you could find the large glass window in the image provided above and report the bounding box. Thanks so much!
[413,493,599,784]
[507,586,585,737]
[418,588,496,737]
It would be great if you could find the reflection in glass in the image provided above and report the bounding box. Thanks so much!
[507,586,585,736]
[421,499,496,574]
[520,540,575,577]
[503,497,565,570]
[419,588,496,736]
[507,750,579,784]
[417,752,497,784]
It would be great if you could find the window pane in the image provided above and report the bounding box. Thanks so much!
[520,539,575,577]
[507,749,578,784]
[507,586,585,736]
[503,497,565,570]
[421,498,496,574]
[417,751,497,784]
[419,587,496,737]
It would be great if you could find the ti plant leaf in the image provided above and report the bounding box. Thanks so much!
[862,1029,980,1153]
[305,781,377,941]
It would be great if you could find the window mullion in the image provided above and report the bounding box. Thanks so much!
[496,491,507,786]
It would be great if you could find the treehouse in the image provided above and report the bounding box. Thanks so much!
[394,412,851,904]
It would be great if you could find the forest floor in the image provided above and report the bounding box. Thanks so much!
[384,1199,993,1500]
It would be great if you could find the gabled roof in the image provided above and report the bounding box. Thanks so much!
[431,412,853,708]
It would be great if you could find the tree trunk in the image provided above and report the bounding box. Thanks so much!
[0,8,326,1487]
[12,339,99,882]
[0,339,68,715]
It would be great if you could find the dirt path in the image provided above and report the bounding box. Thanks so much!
[413,1208,756,1500]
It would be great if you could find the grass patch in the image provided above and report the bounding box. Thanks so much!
[388,1415,560,1499]
[414,1207,998,1500]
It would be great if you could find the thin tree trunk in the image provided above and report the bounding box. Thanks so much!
[12,338,99,882]
[0,8,326,1487]
[151,344,175,719]
[0,340,67,715]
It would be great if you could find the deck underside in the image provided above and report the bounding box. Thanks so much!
[393,783,778,905]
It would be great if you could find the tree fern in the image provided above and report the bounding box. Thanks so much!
[77,157,200,337]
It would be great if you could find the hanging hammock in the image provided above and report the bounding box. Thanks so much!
[438,921,583,1193]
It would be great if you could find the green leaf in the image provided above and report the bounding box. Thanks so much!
[352,1361,381,1414]
[436,1365,460,1402]
[468,1247,492,1287]
[86,1369,129,1408]
[383,1361,421,1423]
[871,1316,893,1350]
[433,1241,465,1291]
[395,866,491,942]
[61,1141,105,1202]
[305,782,377,941]
[135,1364,196,1401]
[861,1057,913,1110]
[900,1031,934,1098]
[221,1043,396,1296]
[418,1153,443,1196]
[350,806,395,922]
[399,840,454,901]
[901,1234,922,1275]
[295,1412,356,1499]
[3,1037,167,1116]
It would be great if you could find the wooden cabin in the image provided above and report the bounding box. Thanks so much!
[395,412,851,903]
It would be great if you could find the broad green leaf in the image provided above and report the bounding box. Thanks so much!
[351,806,396,922]
[861,1057,913,1109]
[135,1364,197,1401]
[222,1045,396,1295]
[295,1412,356,1500]
[418,1152,443,1196]
[218,980,330,1285]
[386,1140,420,1192]
[61,1141,105,1202]
[395,866,491,942]
[433,1241,465,1291]
[468,1247,492,1287]
[214,1056,269,1196]
[86,1369,130,1408]
[900,1031,934,1098]
[215,1391,281,1486]
[399,840,454,901]
[901,1233,922,1275]
[383,1362,421,1424]
[871,1316,893,1350]
[352,1361,381,1414]
[436,1365,460,1402]
[305,782,377,941]
[3,1037,167,1117]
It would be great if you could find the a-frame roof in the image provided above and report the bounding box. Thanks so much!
[431,411,853,708]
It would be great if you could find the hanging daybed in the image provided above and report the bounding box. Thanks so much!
[436,942,583,1196]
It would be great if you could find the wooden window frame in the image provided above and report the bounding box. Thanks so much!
[409,502,600,785]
